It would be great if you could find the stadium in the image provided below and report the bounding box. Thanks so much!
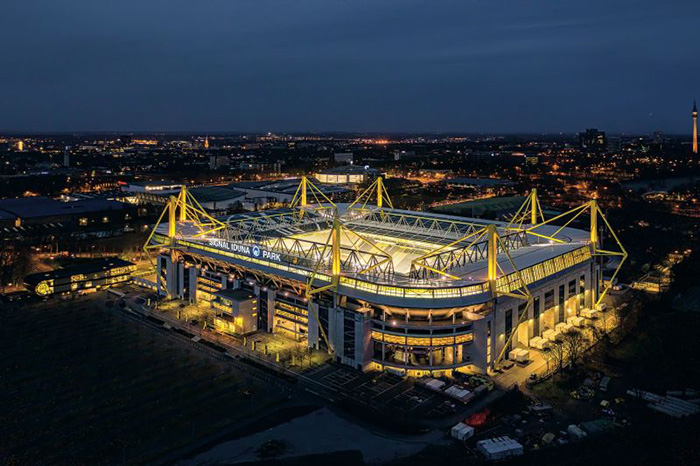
[145,178,626,376]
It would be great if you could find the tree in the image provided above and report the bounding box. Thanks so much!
[562,329,589,367]
[290,344,306,368]
[0,242,32,291]
[546,339,567,375]
[542,347,558,376]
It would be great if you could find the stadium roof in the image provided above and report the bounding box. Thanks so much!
[156,203,590,289]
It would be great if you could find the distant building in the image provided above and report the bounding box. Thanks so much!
[120,181,183,206]
[315,165,380,184]
[16,140,24,152]
[393,150,416,161]
[209,155,229,170]
[118,135,132,146]
[579,129,607,154]
[228,178,347,207]
[121,181,183,195]
[63,146,70,167]
[653,131,664,145]
[417,169,451,180]
[0,196,132,231]
[525,156,539,166]
[188,186,246,211]
[334,152,354,164]
[239,162,282,173]
[606,137,622,153]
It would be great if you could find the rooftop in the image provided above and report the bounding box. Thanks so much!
[432,196,526,216]
[189,186,246,203]
[0,197,125,219]
[24,258,134,286]
[214,288,256,302]
[228,178,347,195]
[318,165,380,174]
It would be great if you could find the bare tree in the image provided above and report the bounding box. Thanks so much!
[542,347,558,376]
[584,322,603,344]
[291,344,306,368]
[562,329,589,367]
[546,339,567,375]
[298,344,310,368]
[0,242,32,291]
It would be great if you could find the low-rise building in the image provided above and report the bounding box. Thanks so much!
[24,258,135,297]
[188,186,246,211]
[315,166,380,185]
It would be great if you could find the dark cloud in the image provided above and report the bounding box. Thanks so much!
[1,0,698,133]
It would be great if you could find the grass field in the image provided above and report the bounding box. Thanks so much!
[0,296,287,465]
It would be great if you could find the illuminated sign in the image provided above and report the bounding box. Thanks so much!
[206,239,281,262]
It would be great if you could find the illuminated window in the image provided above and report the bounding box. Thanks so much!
[79,217,88,226]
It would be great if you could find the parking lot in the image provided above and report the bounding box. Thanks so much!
[304,364,464,419]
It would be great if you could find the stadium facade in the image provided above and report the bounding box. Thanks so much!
[146,178,625,376]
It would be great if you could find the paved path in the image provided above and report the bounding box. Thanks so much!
[180,407,449,465]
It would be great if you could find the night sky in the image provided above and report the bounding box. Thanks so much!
[2,0,699,134]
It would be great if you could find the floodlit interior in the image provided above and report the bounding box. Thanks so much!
[283,228,439,274]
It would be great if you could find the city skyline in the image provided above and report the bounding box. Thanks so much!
[2,0,699,134]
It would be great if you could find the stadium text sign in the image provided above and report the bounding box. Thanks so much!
[207,239,281,262]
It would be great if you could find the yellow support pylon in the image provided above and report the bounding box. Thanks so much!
[523,199,627,307]
[289,176,336,219]
[331,217,341,277]
[377,177,390,207]
[179,187,187,222]
[168,195,177,243]
[487,224,498,293]
[590,200,598,246]
[492,230,533,366]
[348,176,393,211]
[508,189,544,230]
